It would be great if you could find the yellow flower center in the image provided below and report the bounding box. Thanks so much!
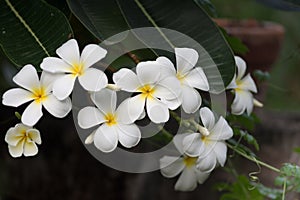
[138,84,155,99]
[17,129,33,143]
[176,72,185,83]
[235,79,244,91]
[183,156,197,168]
[72,63,84,76]
[105,113,117,126]
[32,87,48,103]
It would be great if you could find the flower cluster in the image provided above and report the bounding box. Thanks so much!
[2,39,108,157]
[2,38,262,192]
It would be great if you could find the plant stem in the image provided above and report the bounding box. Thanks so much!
[282,178,286,200]
[227,143,280,173]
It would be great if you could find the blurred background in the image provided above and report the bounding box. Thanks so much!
[1,0,300,199]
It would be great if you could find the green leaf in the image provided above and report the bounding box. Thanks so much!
[0,0,73,68]
[194,0,218,17]
[219,175,264,200]
[67,0,129,44]
[233,128,260,151]
[219,27,249,55]
[117,0,235,89]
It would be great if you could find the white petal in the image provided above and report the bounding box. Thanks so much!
[146,97,169,123]
[5,127,22,146]
[90,88,116,114]
[78,106,105,129]
[160,156,185,178]
[173,133,190,154]
[182,133,203,157]
[210,116,233,140]
[94,124,118,153]
[239,74,257,93]
[154,76,181,100]
[23,141,38,157]
[175,48,198,75]
[235,56,246,80]
[156,56,176,77]
[181,86,201,114]
[27,129,41,144]
[160,97,182,110]
[125,95,146,123]
[8,140,25,158]
[52,74,76,100]
[196,170,210,184]
[232,90,254,115]
[2,88,33,107]
[136,61,161,85]
[40,57,73,73]
[197,153,217,173]
[113,68,140,92]
[213,142,227,167]
[116,98,136,124]
[21,101,43,126]
[42,94,72,118]
[40,71,65,93]
[200,107,215,130]
[85,130,96,144]
[80,44,107,69]
[184,67,209,91]
[13,64,39,92]
[226,74,237,90]
[78,68,108,91]
[175,167,198,191]
[117,124,141,148]
[56,39,80,66]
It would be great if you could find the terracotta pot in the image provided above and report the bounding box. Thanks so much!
[214,19,285,72]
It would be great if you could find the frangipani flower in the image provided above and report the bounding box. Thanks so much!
[156,48,209,113]
[113,61,181,123]
[179,107,233,172]
[2,65,72,126]
[227,56,261,115]
[78,88,141,153]
[5,123,41,158]
[160,135,210,191]
[41,39,108,100]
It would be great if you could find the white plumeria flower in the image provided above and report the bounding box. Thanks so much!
[2,65,72,126]
[5,123,41,158]
[41,39,108,100]
[156,48,209,113]
[227,56,260,115]
[178,107,233,172]
[112,61,181,124]
[78,88,141,153]
[160,135,210,191]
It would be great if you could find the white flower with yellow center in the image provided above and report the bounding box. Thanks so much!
[112,61,181,123]
[156,48,209,113]
[41,39,108,100]
[227,56,262,115]
[160,135,210,191]
[178,107,233,172]
[78,88,141,153]
[5,123,41,158]
[2,65,72,126]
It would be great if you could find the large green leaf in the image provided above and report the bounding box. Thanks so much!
[0,0,73,68]
[67,0,129,43]
[117,0,235,89]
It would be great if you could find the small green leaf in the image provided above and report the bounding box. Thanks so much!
[253,70,271,82]
[220,27,249,55]
[0,0,73,68]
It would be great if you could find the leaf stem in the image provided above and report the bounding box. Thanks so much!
[227,143,280,173]
[282,178,286,200]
